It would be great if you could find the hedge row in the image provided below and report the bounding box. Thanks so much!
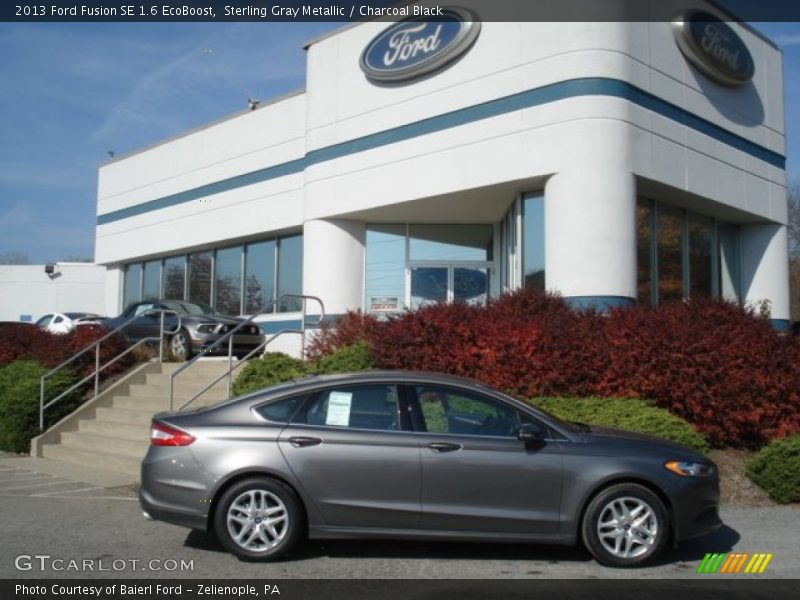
[307,290,800,449]
[745,435,800,504]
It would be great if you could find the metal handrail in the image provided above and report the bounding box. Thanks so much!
[39,310,181,431]
[169,294,325,411]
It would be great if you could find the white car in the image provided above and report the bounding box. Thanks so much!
[35,312,105,334]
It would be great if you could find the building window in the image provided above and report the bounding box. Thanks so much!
[244,240,276,314]
[123,263,142,309]
[636,198,740,306]
[188,251,212,306]
[277,234,303,312]
[409,224,493,262]
[214,245,242,316]
[120,233,304,317]
[365,224,406,314]
[142,259,161,301]
[522,193,545,290]
[162,255,186,300]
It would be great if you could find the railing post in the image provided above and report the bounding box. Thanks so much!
[300,297,307,361]
[169,375,174,412]
[39,377,45,432]
[94,343,100,399]
[227,335,233,399]
[159,311,165,363]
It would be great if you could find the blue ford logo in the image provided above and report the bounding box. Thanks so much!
[360,8,481,83]
[672,11,754,86]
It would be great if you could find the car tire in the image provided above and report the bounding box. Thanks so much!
[214,477,304,562]
[169,329,192,362]
[581,483,669,568]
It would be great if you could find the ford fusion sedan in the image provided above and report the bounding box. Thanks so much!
[139,371,721,567]
[103,300,263,361]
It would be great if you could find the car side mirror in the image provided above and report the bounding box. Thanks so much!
[517,422,546,444]
[144,309,160,318]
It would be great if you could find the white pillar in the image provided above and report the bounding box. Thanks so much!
[740,223,790,327]
[544,167,637,309]
[302,219,365,316]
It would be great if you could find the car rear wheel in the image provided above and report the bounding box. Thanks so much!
[169,329,191,362]
[582,483,669,567]
[214,478,304,561]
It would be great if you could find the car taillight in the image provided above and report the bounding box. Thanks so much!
[150,422,195,446]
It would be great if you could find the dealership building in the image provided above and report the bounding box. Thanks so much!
[93,2,791,336]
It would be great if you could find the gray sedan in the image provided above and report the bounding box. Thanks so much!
[139,371,721,567]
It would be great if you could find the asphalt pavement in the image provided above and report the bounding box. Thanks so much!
[0,456,797,579]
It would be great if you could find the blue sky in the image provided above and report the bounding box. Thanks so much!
[0,21,798,263]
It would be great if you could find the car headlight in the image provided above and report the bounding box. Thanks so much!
[196,324,216,334]
[664,460,714,477]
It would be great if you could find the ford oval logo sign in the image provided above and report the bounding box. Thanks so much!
[360,8,481,83]
[672,11,754,86]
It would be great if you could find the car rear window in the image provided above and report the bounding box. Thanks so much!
[255,394,308,423]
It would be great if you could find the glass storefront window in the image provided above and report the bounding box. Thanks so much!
[657,207,684,304]
[244,240,276,315]
[123,263,141,308]
[162,256,185,300]
[142,259,161,300]
[215,245,243,315]
[277,235,303,312]
[718,225,741,302]
[188,252,212,306]
[409,224,493,262]
[636,201,653,305]
[365,225,406,314]
[454,267,489,305]
[522,193,545,290]
[410,266,448,309]
[688,215,713,298]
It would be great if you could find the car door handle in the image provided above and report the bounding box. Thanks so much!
[288,436,322,448]
[427,442,462,453]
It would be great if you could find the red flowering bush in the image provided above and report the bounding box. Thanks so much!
[309,289,800,449]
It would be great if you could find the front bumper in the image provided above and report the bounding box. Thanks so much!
[191,333,264,357]
[668,470,723,542]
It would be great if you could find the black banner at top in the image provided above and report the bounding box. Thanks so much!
[4,0,800,23]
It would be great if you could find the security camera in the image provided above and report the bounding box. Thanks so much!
[247,98,260,111]
[44,264,55,275]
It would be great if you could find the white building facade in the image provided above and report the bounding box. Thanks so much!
[94,4,791,333]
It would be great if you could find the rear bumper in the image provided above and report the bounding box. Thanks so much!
[139,488,208,530]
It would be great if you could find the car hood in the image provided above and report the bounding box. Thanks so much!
[180,315,244,326]
[581,425,704,460]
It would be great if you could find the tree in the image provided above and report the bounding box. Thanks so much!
[0,252,30,265]
[788,181,800,322]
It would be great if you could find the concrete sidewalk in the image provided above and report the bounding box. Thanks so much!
[0,454,136,488]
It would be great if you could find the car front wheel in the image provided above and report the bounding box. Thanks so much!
[169,329,192,362]
[214,478,304,561]
[582,483,669,567]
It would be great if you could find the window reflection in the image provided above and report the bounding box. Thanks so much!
[657,207,684,304]
[123,263,141,308]
[718,225,741,302]
[277,235,303,312]
[688,215,713,298]
[636,201,653,305]
[162,256,185,300]
[522,193,545,290]
[188,252,212,306]
[365,225,406,314]
[215,246,242,315]
[142,260,160,300]
[244,240,275,315]
[409,224,493,262]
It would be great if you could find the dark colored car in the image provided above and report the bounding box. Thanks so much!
[139,371,721,567]
[104,300,263,361]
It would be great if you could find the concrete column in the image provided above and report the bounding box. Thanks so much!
[740,223,790,329]
[544,167,637,310]
[302,219,366,317]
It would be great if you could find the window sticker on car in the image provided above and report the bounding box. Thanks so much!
[326,392,353,426]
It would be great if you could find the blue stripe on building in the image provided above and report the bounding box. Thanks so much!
[97,77,785,226]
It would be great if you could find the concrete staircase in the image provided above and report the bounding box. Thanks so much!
[32,360,237,479]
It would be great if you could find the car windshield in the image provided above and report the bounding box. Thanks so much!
[496,390,580,433]
[64,312,98,319]
[159,301,219,317]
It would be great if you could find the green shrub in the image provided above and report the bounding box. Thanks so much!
[528,397,710,454]
[313,342,374,375]
[0,360,81,454]
[746,435,800,504]
[232,352,308,397]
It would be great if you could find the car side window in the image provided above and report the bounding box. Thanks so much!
[53,316,63,324]
[297,385,400,432]
[412,385,519,438]
[254,394,308,423]
[35,314,53,327]
[133,303,154,317]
